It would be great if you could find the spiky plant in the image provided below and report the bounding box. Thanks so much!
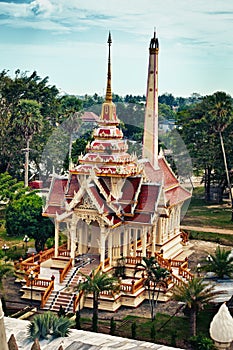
[204,246,233,279]
[28,312,74,341]
[53,316,73,338]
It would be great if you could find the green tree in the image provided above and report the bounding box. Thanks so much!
[135,256,170,321]
[0,172,24,203]
[75,270,119,332]
[176,91,233,204]
[203,246,233,279]
[28,311,74,340]
[0,260,14,297]
[0,70,60,179]
[172,277,219,336]
[207,91,233,220]
[5,192,54,251]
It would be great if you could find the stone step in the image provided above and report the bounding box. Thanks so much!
[49,292,74,312]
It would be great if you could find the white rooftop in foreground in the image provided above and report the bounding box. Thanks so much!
[4,317,185,350]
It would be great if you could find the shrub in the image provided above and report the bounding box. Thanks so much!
[150,323,156,341]
[190,335,216,350]
[131,322,137,339]
[110,317,116,335]
[75,310,81,330]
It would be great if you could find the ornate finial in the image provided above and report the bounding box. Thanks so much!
[150,29,159,51]
[106,31,112,102]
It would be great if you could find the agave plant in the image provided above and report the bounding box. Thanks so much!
[28,312,74,341]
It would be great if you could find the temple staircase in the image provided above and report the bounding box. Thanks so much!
[42,254,100,312]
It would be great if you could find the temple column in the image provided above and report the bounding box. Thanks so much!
[142,227,147,257]
[100,225,106,268]
[151,224,156,255]
[82,223,88,253]
[116,230,121,259]
[78,223,83,255]
[133,228,137,256]
[123,228,128,257]
[66,222,71,251]
[156,218,162,245]
[70,216,77,265]
[108,231,113,266]
[54,219,59,258]
[126,228,131,256]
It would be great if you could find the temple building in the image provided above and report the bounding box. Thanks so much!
[43,32,191,269]
[19,32,194,312]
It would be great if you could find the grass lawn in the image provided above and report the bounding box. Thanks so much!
[0,226,34,260]
[182,187,233,246]
[79,305,218,349]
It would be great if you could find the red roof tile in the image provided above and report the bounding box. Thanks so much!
[136,184,160,212]
[48,178,67,206]
[43,205,65,216]
[98,178,110,196]
[66,174,80,197]
[158,158,179,189]
[165,186,191,206]
[81,111,99,122]
[120,177,141,201]
[125,213,152,224]
[89,185,110,213]
[143,157,179,189]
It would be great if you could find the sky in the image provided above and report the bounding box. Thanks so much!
[0,0,233,97]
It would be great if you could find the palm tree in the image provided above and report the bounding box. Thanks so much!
[16,99,43,187]
[135,256,170,321]
[75,270,119,332]
[204,246,233,279]
[172,277,219,336]
[28,311,74,341]
[61,112,82,170]
[207,91,233,220]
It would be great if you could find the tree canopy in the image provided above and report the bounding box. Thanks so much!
[5,191,54,251]
[175,91,233,201]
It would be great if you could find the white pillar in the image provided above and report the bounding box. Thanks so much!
[142,227,147,257]
[123,228,128,257]
[0,300,8,350]
[70,217,77,265]
[78,224,83,255]
[54,220,59,258]
[108,232,113,266]
[100,226,106,268]
[133,228,137,256]
[66,222,71,251]
[151,224,157,255]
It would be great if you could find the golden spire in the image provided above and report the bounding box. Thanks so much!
[105,31,112,102]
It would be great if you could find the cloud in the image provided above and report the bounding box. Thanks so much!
[29,0,54,18]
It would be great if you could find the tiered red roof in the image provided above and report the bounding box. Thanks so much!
[66,174,80,198]
[136,184,160,212]
[43,178,67,217]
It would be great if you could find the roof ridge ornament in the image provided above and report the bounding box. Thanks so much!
[106,31,112,102]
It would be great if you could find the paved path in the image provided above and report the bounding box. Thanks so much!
[181,225,233,235]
